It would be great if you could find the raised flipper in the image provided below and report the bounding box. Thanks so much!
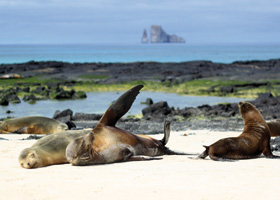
[160,121,194,155]
[97,85,144,127]
[160,120,170,146]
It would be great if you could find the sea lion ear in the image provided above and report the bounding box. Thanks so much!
[98,85,144,126]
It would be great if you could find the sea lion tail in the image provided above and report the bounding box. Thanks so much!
[161,120,171,146]
[198,145,209,159]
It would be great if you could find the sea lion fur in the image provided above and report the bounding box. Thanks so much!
[66,85,187,166]
[0,116,68,134]
[199,101,279,160]
[18,129,91,169]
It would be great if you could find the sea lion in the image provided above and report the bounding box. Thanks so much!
[66,85,187,166]
[267,119,280,137]
[0,116,68,134]
[199,101,280,161]
[0,73,24,79]
[18,129,91,169]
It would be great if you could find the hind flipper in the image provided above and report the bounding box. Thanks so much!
[126,156,162,162]
[198,150,208,159]
[160,120,170,146]
[198,145,209,159]
[97,85,144,127]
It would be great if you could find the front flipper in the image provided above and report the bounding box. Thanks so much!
[262,143,280,158]
[98,85,144,127]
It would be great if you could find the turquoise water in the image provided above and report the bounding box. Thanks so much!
[0,44,279,64]
[0,91,249,119]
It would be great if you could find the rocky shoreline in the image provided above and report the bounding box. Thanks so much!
[1,59,280,133]
[51,91,280,134]
[1,59,280,83]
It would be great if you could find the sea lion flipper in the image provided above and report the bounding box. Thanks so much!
[98,85,144,126]
[198,146,209,159]
[263,145,280,158]
[160,120,171,146]
[126,156,162,161]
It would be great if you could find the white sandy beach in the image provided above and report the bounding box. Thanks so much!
[1,130,280,200]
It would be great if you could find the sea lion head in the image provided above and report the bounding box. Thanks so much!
[66,132,95,165]
[18,148,42,169]
[0,121,8,133]
[238,101,259,119]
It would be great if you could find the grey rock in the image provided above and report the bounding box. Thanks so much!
[150,25,185,43]
[73,113,102,121]
[141,29,148,43]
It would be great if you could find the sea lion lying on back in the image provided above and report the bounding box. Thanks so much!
[19,129,91,169]
[66,85,188,166]
[0,116,68,134]
[199,101,280,161]
[267,119,280,137]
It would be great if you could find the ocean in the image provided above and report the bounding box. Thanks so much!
[0,44,279,64]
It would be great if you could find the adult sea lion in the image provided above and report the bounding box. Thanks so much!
[199,101,279,161]
[267,119,280,137]
[18,129,91,169]
[0,116,68,134]
[66,85,187,166]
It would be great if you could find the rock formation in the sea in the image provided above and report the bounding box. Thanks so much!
[141,29,148,43]
[150,25,185,43]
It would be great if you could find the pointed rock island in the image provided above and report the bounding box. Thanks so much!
[142,25,185,43]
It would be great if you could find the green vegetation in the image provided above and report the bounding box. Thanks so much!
[72,79,280,99]
[0,76,59,87]
[78,74,108,80]
[1,75,280,99]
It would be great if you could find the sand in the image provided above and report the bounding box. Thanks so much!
[1,130,280,200]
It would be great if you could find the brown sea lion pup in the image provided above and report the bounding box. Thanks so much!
[267,119,280,137]
[0,116,68,134]
[18,129,91,169]
[199,101,280,161]
[66,85,187,166]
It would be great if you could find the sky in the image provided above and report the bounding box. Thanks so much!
[0,0,280,45]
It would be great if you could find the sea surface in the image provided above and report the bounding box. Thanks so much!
[0,91,250,119]
[0,44,279,64]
